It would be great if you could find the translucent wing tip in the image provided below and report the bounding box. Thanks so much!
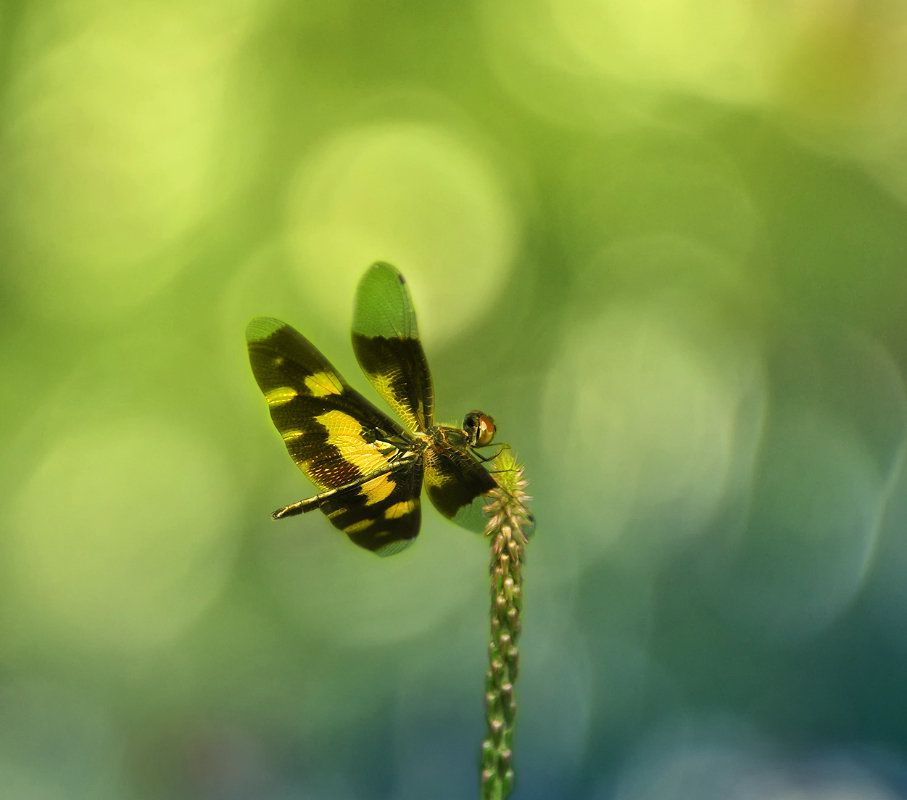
[246,316,287,344]
[373,537,417,557]
[365,261,404,283]
[353,261,417,339]
[367,260,404,282]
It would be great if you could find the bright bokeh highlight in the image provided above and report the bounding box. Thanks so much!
[6,421,238,653]
[284,119,520,343]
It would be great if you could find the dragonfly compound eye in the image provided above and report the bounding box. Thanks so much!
[464,411,495,447]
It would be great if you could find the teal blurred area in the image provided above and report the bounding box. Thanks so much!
[3,1,907,797]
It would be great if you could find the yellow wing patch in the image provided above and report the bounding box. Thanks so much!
[423,465,453,490]
[304,371,344,397]
[314,410,395,475]
[368,372,423,433]
[265,386,298,406]
[359,473,396,505]
[384,500,417,519]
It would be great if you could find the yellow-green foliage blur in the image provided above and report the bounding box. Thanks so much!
[2,2,907,798]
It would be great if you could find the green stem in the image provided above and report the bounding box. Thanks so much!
[480,451,533,800]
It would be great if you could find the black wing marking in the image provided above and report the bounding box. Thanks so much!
[423,433,498,534]
[286,459,425,556]
[246,317,410,491]
[351,262,434,432]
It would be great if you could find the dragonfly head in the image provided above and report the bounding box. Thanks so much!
[463,411,496,447]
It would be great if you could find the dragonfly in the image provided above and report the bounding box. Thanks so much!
[246,262,500,555]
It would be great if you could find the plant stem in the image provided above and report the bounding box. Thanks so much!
[480,451,533,800]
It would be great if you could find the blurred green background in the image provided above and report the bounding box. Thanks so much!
[3,1,907,798]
